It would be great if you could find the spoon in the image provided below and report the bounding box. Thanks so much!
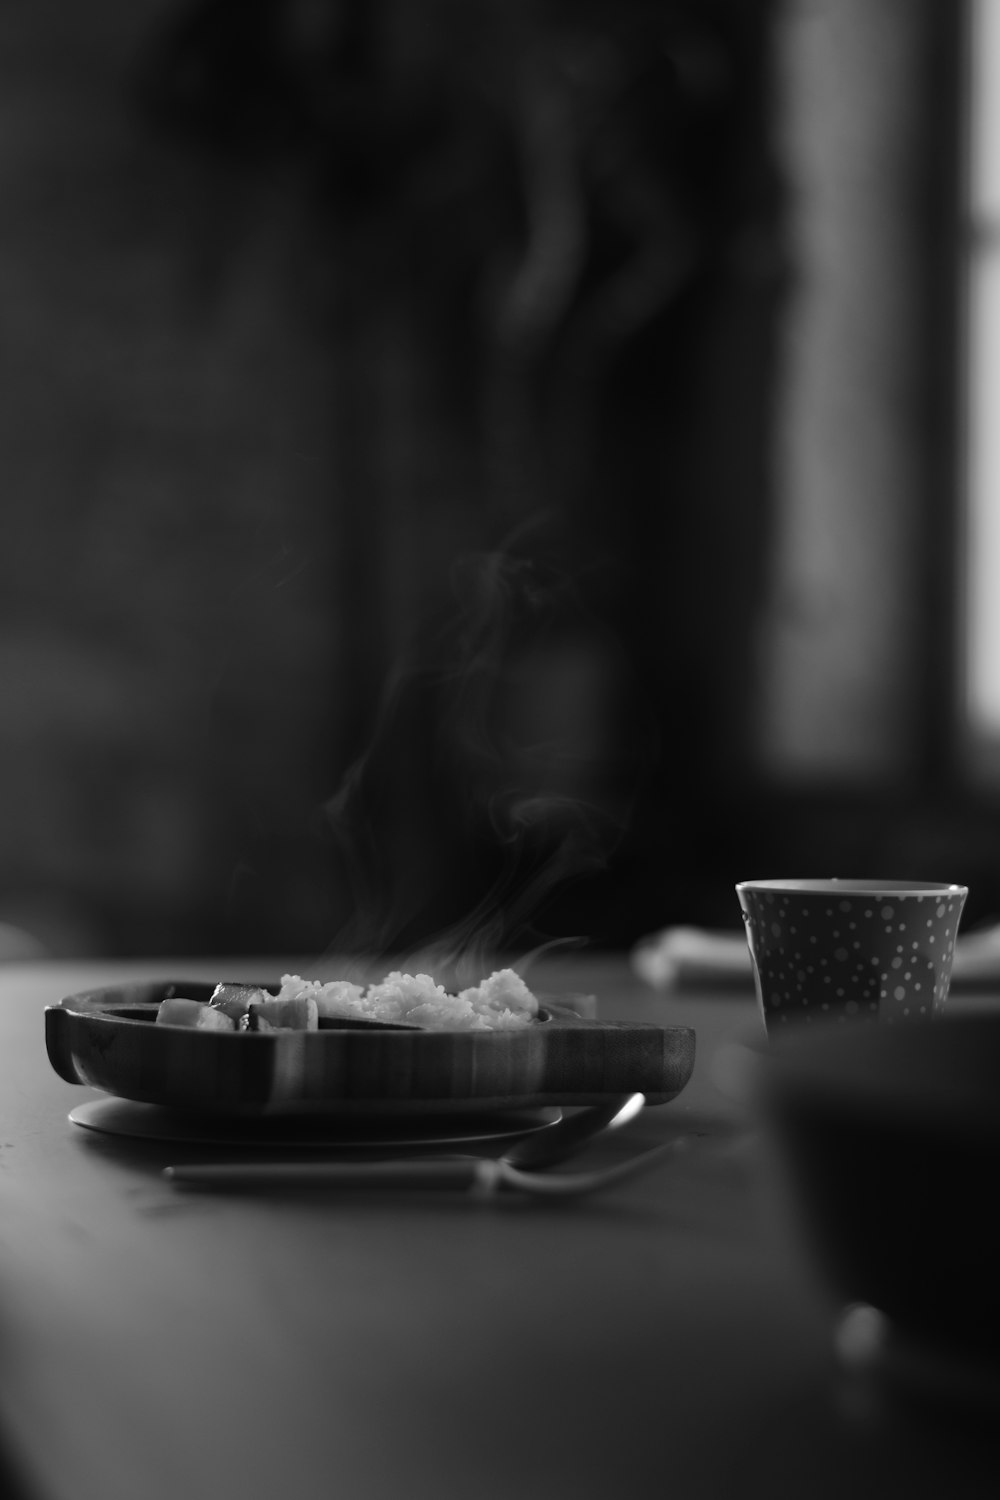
[164,1092,648,1194]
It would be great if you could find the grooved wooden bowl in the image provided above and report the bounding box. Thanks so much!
[45,980,696,1117]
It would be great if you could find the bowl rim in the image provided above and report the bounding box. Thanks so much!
[54,998,558,1034]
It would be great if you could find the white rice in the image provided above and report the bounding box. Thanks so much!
[276,967,538,1031]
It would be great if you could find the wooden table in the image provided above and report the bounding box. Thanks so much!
[0,957,996,1500]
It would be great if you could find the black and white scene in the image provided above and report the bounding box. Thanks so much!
[1,4,999,1498]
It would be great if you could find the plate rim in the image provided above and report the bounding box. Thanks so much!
[68,1097,563,1149]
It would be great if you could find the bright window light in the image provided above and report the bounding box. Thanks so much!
[965,0,1000,739]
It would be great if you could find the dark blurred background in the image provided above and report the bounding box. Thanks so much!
[1,0,994,962]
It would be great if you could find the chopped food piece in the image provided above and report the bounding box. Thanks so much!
[209,982,270,1021]
[247,997,319,1032]
[156,997,235,1031]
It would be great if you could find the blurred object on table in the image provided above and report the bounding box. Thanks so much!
[945,920,1000,988]
[632,926,752,990]
[633,917,1000,993]
[747,1010,1000,1413]
[0,889,104,960]
[0,920,47,963]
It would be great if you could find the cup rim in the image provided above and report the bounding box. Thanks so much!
[735,878,968,897]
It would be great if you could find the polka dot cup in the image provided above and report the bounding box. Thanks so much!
[735,879,968,1037]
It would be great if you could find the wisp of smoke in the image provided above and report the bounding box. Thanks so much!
[320,543,640,985]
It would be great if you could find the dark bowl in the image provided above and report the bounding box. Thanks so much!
[45,979,696,1117]
[749,1014,1000,1363]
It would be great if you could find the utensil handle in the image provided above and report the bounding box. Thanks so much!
[164,1158,504,1193]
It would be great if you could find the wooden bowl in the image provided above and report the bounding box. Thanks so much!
[45,980,696,1117]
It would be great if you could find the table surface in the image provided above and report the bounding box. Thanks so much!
[0,956,997,1500]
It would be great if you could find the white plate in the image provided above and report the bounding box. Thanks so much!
[69,1097,562,1150]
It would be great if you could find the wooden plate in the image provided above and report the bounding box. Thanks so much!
[45,979,696,1118]
[68,1097,562,1149]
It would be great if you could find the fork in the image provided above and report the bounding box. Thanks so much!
[163,1137,689,1197]
[163,1093,689,1197]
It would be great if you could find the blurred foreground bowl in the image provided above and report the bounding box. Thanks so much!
[750,1015,1000,1366]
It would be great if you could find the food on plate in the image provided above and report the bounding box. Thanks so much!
[208,982,270,1021]
[280,968,537,1031]
[153,968,540,1033]
[246,996,318,1032]
[156,997,238,1031]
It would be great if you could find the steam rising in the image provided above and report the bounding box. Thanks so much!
[322,547,637,986]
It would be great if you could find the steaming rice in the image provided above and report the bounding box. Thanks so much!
[276,967,537,1031]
